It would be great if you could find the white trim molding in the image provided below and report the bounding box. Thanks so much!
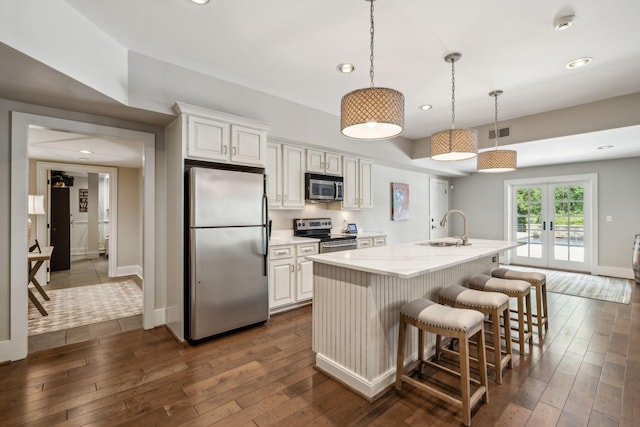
[10,112,156,361]
[504,173,598,273]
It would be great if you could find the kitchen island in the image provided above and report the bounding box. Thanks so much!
[305,238,520,400]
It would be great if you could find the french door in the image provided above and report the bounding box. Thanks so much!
[510,178,593,272]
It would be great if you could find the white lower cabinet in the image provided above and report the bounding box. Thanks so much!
[357,238,373,249]
[357,235,387,249]
[374,236,387,246]
[269,242,318,312]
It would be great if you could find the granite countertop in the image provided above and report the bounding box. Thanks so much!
[305,238,520,279]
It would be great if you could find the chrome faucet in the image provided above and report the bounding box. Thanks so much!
[439,209,470,246]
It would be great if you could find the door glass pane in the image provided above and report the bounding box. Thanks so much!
[516,188,542,258]
[552,185,585,263]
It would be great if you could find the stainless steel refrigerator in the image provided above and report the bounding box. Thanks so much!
[187,166,269,342]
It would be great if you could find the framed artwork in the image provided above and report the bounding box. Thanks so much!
[391,182,409,221]
[79,189,88,213]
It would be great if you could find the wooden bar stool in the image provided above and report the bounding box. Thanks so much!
[468,275,533,354]
[492,268,548,338]
[396,298,488,426]
[438,284,513,384]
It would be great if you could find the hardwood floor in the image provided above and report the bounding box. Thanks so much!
[4,283,639,426]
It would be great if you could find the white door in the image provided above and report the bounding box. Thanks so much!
[429,178,449,239]
[511,181,591,272]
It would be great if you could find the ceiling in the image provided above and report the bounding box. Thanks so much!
[5,0,640,170]
[28,127,144,168]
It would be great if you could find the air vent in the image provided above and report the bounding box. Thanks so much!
[489,127,510,139]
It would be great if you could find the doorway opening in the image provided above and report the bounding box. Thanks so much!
[504,174,597,273]
[10,112,156,361]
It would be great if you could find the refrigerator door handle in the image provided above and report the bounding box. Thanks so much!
[262,189,269,277]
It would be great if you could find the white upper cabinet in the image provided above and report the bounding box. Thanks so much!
[342,156,373,210]
[176,102,269,167]
[187,116,230,162]
[267,141,304,209]
[306,149,342,176]
[266,143,282,208]
[230,125,266,166]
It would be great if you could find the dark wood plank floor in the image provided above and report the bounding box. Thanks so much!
[2,284,638,426]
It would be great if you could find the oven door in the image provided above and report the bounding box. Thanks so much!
[319,239,358,253]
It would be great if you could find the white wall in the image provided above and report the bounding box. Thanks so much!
[117,167,143,271]
[450,157,640,275]
[269,164,436,245]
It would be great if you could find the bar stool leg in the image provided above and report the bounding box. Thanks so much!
[503,308,513,368]
[542,282,549,331]
[476,327,489,403]
[491,309,503,384]
[517,297,525,354]
[458,330,471,427]
[395,315,406,390]
[526,293,533,347]
[535,284,544,337]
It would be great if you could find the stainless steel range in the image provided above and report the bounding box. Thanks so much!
[293,218,357,253]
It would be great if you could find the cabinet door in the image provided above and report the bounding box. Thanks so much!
[269,258,295,309]
[231,125,266,166]
[297,259,314,301]
[324,152,342,176]
[187,116,230,162]
[306,149,325,173]
[342,156,359,209]
[359,159,373,209]
[282,145,305,208]
[266,143,282,208]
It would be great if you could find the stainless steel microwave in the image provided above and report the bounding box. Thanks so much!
[305,173,343,202]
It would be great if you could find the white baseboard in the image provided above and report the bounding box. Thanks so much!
[154,308,166,327]
[116,264,143,279]
[0,340,11,363]
[593,265,634,279]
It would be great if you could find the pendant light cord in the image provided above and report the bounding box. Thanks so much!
[450,59,456,129]
[493,92,499,150]
[369,0,375,88]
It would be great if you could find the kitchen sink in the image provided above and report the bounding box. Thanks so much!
[415,240,458,247]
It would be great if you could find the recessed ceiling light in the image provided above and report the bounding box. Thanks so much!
[597,145,614,150]
[419,104,432,111]
[79,150,92,154]
[566,57,592,69]
[337,63,355,73]
[191,0,210,4]
[554,15,575,31]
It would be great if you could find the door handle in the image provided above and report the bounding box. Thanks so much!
[550,221,554,231]
[543,221,546,231]
[431,225,437,229]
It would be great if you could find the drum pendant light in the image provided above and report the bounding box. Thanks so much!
[430,53,478,160]
[477,90,517,173]
[340,0,404,140]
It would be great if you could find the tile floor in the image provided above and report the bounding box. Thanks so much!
[28,256,142,354]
